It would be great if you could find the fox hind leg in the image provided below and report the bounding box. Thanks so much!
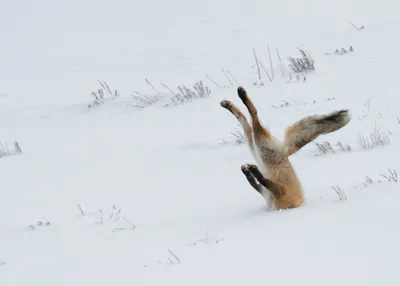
[236,87,284,164]
[236,87,271,140]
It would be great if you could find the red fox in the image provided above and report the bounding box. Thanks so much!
[220,87,351,211]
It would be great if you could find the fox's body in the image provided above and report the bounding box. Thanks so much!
[220,87,351,210]
[251,145,305,210]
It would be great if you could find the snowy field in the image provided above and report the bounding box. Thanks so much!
[1,0,400,285]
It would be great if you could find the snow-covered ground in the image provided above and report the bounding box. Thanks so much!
[1,0,400,285]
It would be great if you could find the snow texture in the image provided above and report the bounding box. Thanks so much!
[1,0,400,285]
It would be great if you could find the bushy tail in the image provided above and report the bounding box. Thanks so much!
[284,109,351,156]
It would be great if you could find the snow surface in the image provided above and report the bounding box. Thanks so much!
[1,0,400,285]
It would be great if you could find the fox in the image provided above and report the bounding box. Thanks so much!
[220,86,351,211]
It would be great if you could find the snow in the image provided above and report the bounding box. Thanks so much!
[1,0,400,285]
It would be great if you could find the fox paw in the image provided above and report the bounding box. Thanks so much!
[247,164,259,173]
[241,164,253,176]
[220,99,232,109]
[237,86,248,102]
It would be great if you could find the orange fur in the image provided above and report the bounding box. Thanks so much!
[221,87,351,210]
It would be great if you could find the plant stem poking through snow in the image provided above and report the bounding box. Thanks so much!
[356,125,390,149]
[288,48,315,74]
[88,80,119,108]
[167,249,181,264]
[77,204,136,232]
[97,209,104,224]
[187,229,225,247]
[29,218,51,230]
[77,204,86,216]
[348,21,365,31]
[380,169,398,182]
[130,80,211,109]
[331,185,347,201]
[315,141,352,155]
[219,124,245,146]
[0,141,22,158]
[205,73,222,88]
[359,169,398,188]
[112,216,136,232]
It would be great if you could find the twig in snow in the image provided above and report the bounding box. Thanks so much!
[253,48,262,80]
[168,249,181,264]
[256,56,273,82]
[221,68,234,87]
[331,185,347,201]
[205,73,222,88]
[160,82,178,97]
[145,78,160,95]
[380,168,398,182]
[276,48,285,79]
[348,21,364,31]
[267,45,274,80]
[225,70,240,86]
[96,209,104,224]
[77,204,86,216]
[186,229,225,247]
[28,218,51,230]
[356,125,390,149]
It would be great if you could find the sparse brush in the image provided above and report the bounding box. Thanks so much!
[332,185,347,201]
[315,141,352,156]
[363,176,374,187]
[356,125,390,149]
[219,124,245,146]
[231,126,245,144]
[14,141,22,153]
[96,209,104,224]
[349,21,364,31]
[77,204,136,232]
[272,100,290,108]
[361,169,398,188]
[29,218,51,230]
[362,99,371,118]
[0,141,22,158]
[205,73,223,89]
[88,80,119,108]
[324,46,355,56]
[315,141,335,154]
[288,48,315,74]
[336,141,352,152]
[77,204,86,216]
[129,92,162,109]
[145,78,160,95]
[165,80,211,107]
[151,250,181,267]
[0,142,8,157]
[167,250,181,264]
[129,80,211,109]
[187,229,224,247]
[380,168,398,182]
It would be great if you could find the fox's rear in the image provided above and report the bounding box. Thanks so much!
[220,87,351,210]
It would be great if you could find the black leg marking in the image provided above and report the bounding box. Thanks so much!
[241,165,263,195]
[237,86,248,104]
[247,164,284,197]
